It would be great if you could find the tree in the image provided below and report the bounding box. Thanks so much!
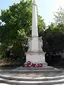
[54,7,64,24]
[42,23,64,53]
[0,0,45,45]
[0,0,45,61]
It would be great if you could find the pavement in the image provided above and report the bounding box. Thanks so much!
[0,66,63,85]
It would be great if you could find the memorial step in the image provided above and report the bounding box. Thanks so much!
[0,67,63,85]
[0,74,64,85]
[13,66,62,71]
[0,67,62,74]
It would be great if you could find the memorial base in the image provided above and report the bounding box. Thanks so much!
[25,51,47,67]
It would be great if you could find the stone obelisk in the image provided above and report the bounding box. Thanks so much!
[26,0,47,66]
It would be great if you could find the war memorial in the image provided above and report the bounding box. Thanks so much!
[0,0,64,85]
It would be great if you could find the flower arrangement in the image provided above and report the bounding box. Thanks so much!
[24,61,43,67]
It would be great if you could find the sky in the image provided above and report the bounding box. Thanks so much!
[0,0,64,26]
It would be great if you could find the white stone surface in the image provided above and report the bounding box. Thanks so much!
[26,36,46,65]
[32,0,38,37]
[26,52,45,64]
[28,37,43,52]
[26,0,46,65]
[0,84,10,85]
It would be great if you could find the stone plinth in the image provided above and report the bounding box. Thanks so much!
[25,0,47,66]
[26,37,47,67]
[26,51,47,67]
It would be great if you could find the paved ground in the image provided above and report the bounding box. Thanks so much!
[0,66,63,85]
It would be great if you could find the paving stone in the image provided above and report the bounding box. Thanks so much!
[0,66,64,85]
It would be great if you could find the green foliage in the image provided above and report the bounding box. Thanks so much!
[2,42,25,61]
[40,23,64,53]
[38,16,45,32]
[54,7,64,24]
[0,0,45,45]
[0,0,45,61]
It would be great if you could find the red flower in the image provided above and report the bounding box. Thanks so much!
[25,61,43,67]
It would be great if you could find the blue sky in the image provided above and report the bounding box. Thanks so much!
[0,0,64,26]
